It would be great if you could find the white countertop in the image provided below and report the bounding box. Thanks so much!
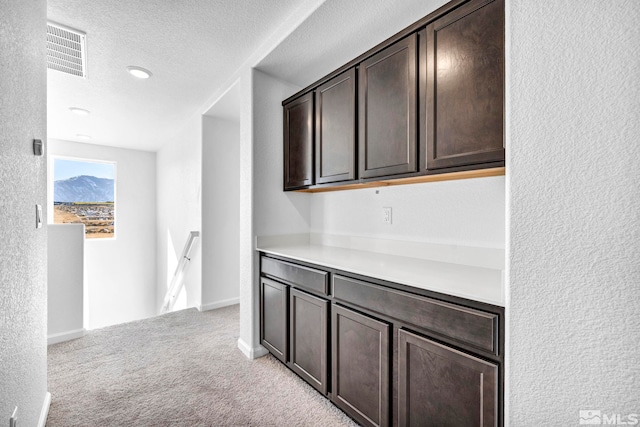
[256,235,505,307]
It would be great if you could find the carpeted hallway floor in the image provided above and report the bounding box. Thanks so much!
[47,305,358,426]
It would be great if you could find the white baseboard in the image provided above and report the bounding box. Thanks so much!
[47,328,85,345]
[199,297,239,312]
[237,338,269,360]
[38,392,51,427]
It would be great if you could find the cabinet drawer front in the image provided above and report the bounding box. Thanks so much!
[261,256,329,296]
[333,275,497,353]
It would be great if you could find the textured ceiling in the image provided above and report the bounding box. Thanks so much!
[256,0,449,90]
[47,0,449,152]
[47,0,303,151]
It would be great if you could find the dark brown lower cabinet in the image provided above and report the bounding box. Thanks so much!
[398,329,498,427]
[260,278,288,363]
[289,288,329,395]
[260,253,503,427]
[332,304,390,427]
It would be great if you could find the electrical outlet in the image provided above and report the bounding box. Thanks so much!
[10,406,17,427]
[383,207,392,224]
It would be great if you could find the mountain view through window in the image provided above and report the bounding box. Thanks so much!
[53,158,115,239]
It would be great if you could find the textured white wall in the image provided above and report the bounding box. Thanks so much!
[202,115,240,308]
[507,1,640,425]
[252,70,310,238]
[49,139,157,329]
[0,0,48,424]
[47,224,84,341]
[238,68,255,355]
[311,176,505,248]
[238,69,309,355]
[156,116,202,312]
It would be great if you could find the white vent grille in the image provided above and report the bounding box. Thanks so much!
[47,22,87,78]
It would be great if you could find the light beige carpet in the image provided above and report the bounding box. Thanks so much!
[47,305,358,426]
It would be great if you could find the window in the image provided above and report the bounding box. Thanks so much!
[52,157,116,239]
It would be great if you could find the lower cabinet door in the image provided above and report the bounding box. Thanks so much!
[260,278,288,363]
[289,288,329,395]
[398,329,498,427]
[332,304,390,427]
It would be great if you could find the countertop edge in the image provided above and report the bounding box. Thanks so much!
[257,244,505,307]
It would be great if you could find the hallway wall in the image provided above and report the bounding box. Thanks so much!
[156,115,203,312]
[49,139,157,329]
[507,1,640,424]
[201,115,241,309]
[0,0,49,424]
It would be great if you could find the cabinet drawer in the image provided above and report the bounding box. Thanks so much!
[261,256,329,296]
[332,275,497,354]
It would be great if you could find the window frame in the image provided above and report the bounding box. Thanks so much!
[48,155,118,241]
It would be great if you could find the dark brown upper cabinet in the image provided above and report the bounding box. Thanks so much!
[424,0,505,170]
[283,92,314,190]
[315,68,357,184]
[359,34,418,179]
[282,0,505,192]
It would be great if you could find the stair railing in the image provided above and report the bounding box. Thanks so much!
[161,231,200,314]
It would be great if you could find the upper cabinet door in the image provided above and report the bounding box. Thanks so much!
[425,0,505,170]
[359,34,418,179]
[315,68,357,185]
[283,92,314,190]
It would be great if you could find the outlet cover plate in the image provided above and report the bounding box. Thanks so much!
[383,207,392,224]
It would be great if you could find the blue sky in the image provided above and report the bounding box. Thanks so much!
[54,158,115,181]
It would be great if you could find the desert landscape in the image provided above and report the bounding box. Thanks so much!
[54,202,115,239]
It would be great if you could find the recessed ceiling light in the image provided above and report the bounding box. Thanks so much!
[69,107,90,116]
[76,134,92,140]
[126,66,152,79]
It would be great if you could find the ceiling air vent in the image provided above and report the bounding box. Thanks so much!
[47,22,87,78]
